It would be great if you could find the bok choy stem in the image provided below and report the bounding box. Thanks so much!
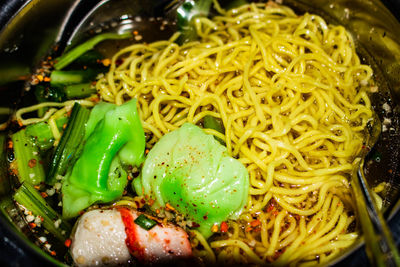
[11,129,45,185]
[54,32,133,70]
[13,182,71,241]
[46,103,90,185]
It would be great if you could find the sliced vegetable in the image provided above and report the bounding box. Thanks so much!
[133,123,249,238]
[62,99,145,219]
[54,32,132,70]
[66,50,104,69]
[35,84,66,103]
[176,0,213,44]
[50,69,100,87]
[25,116,68,151]
[134,214,157,230]
[13,182,71,241]
[46,103,90,185]
[203,115,225,144]
[64,83,97,99]
[11,129,45,185]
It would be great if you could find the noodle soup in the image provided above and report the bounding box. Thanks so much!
[5,1,377,266]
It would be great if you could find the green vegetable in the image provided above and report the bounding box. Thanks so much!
[25,116,68,151]
[62,99,145,219]
[35,84,66,103]
[11,129,45,185]
[176,0,213,44]
[66,50,104,69]
[13,182,71,241]
[133,123,249,238]
[203,115,225,145]
[50,69,100,87]
[64,83,97,99]
[134,214,157,230]
[54,32,132,70]
[46,103,90,185]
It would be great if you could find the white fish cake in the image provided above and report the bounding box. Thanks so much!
[70,208,192,266]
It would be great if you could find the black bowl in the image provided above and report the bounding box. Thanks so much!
[0,0,400,266]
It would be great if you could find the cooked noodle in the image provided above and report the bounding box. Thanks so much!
[96,2,373,265]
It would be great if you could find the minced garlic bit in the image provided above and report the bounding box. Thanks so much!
[34,216,43,227]
[46,188,56,196]
[54,182,62,191]
[39,236,47,243]
[54,219,62,228]
[26,214,35,222]
[382,102,391,113]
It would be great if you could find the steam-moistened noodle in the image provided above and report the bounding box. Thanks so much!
[96,2,373,266]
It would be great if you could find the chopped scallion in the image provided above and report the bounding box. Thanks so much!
[134,214,157,230]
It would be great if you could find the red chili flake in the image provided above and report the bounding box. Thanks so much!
[191,222,200,228]
[40,192,48,198]
[50,251,56,256]
[250,220,261,227]
[28,159,37,168]
[388,169,393,174]
[7,140,13,149]
[211,224,219,233]
[273,210,279,216]
[64,238,72,248]
[102,58,111,67]
[245,227,253,232]
[34,185,40,190]
[220,221,229,233]
[29,223,37,229]
[267,205,274,212]
[9,168,18,176]
[165,203,175,211]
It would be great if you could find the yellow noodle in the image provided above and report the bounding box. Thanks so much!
[96,2,374,266]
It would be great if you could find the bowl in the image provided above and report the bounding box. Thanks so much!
[0,0,399,266]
